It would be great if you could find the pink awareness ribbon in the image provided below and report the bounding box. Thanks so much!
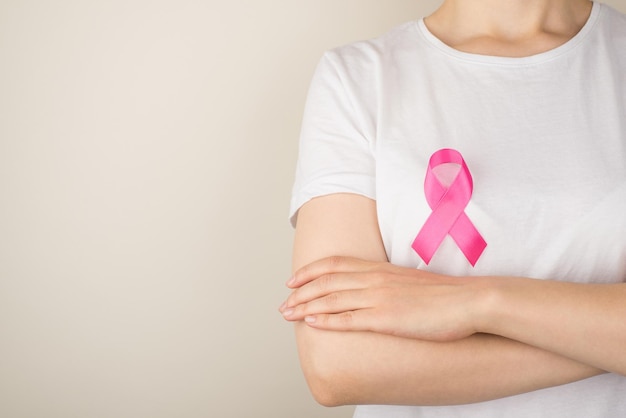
[411,148,487,267]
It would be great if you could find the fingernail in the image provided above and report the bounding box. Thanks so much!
[286,276,296,287]
[278,302,287,312]
[304,316,316,324]
[282,308,294,317]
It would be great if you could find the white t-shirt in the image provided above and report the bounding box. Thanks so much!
[290,2,626,417]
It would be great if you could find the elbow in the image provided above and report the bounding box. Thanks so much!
[295,323,354,407]
[304,369,349,407]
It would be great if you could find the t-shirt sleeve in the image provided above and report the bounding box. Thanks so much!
[289,51,377,227]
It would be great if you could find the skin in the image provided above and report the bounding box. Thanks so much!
[280,0,625,408]
[424,0,594,57]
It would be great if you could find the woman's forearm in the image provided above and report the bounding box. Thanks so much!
[480,277,626,376]
[296,322,603,407]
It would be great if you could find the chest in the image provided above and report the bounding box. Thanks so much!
[373,83,626,281]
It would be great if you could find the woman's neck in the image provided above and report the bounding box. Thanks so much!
[424,0,593,57]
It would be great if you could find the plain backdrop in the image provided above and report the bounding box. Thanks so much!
[1,1,624,417]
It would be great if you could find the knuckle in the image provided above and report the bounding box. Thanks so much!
[323,292,340,308]
[338,311,354,326]
[371,270,387,285]
[327,255,344,269]
[366,270,389,288]
[317,273,334,291]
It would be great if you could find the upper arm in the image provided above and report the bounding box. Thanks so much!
[292,193,387,273]
[291,193,387,406]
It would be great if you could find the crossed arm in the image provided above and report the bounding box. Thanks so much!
[280,193,626,407]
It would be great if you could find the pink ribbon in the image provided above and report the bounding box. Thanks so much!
[412,148,487,267]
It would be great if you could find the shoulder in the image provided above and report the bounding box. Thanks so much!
[591,3,626,69]
[600,2,626,23]
[319,21,422,80]
[597,3,626,41]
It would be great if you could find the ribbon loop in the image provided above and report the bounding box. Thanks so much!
[412,148,487,267]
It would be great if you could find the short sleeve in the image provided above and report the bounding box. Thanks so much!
[289,51,377,227]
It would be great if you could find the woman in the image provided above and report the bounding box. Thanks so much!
[281,0,626,416]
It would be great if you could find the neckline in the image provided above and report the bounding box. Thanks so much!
[416,1,602,66]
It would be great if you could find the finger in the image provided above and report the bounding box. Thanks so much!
[282,289,371,321]
[303,308,380,333]
[284,271,377,309]
[288,256,379,289]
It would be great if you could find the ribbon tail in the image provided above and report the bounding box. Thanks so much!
[449,214,487,266]
[412,198,465,265]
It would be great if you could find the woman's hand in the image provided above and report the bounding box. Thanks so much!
[280,256,492,342]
